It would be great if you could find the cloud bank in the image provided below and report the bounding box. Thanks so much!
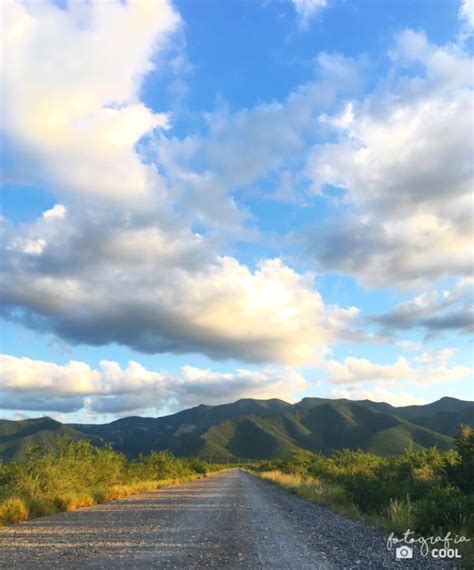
[322,354,469,385]
[1,203,360,364]
[0,354,306,414]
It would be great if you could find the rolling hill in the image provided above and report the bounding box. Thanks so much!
[1,396,471,462]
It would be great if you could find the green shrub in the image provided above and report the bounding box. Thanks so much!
[27,498,56,518]
[385,497,414,533]
[0,437,218,525]
[252,444,473,539]
[414,486,474,535]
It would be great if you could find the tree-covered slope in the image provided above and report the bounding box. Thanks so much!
[408,406,474,437]
[0,417,103,462]
[196,401,453,458]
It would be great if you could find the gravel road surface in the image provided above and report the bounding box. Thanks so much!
[0,469,459,569]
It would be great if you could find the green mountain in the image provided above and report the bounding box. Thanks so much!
[1,396,471,462]
[389,397,474,420]
[0,417,103,463]
[70,398,291,458]
[408,406,474,437]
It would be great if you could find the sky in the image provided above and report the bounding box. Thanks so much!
[0,0,473,424]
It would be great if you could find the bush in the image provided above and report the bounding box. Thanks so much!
[27,498,56,518]
[414,486,474,535]
[92,489,107,504]
[0,498,29,524]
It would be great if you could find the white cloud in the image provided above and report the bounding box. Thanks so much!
[0,2,364,366]
[0,354,305,414]
[397,340,421,353]
[1,205,356,364]
[324,356,413,384]
[306,31,473,287]
[322,354,470,385]
[0,354,102,395]
[371,278,474,336]
[156,51,368,231]
[174,365,306,406]
[1,0,180,204]
[330,387,427,407]
[415,348,458,366]
[459,0,474,32]
[7,237,46,256]
[43,204,66,220]
[291,0,328,27]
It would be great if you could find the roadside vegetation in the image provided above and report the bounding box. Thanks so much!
[251,425,474,562]
[0,437,222,525]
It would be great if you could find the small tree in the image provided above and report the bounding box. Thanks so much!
[452,424,474,493]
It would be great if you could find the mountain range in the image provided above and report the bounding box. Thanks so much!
[1,396,472,462]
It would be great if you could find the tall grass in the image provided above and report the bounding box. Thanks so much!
[0,437,222,525]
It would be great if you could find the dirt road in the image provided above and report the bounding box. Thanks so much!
[0,469,454,569]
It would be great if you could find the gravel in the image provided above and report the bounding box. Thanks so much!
[0,469,460,569]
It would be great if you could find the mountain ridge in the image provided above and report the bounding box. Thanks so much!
[1,396,472,462]
[0,417,103,462]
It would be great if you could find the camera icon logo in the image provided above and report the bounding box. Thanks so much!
[396,546,413,559]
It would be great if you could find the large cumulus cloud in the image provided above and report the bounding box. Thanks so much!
[1,204,357,364]
[304,30,473,288]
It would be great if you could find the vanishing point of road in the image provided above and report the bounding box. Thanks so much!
[0,469,453,569]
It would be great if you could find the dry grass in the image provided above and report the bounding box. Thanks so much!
[255,470,360,519]
[105,476,201,501]
[0,498,29,525]
[257,470,305,489]
[54,492,95,512]
[0,474,204,526]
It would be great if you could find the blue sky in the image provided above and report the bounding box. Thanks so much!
[1,0,473,423]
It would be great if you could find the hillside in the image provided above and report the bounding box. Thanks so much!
[1,396,472,462]
[408,405,474,436]
[0,417,103,462]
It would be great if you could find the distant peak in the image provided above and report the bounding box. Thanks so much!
[438,396,461,402]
